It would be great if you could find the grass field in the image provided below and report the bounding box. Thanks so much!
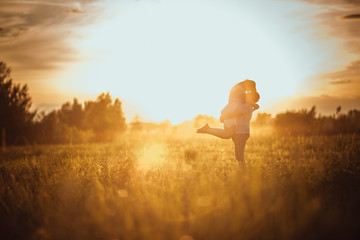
[1,134,360,240]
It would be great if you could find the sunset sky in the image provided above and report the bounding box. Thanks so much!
[1,0,359,124]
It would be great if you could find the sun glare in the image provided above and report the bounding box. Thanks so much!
[53,0,346,123]
[137,142,166,171]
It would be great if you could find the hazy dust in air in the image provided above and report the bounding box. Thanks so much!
[137,142,167,171]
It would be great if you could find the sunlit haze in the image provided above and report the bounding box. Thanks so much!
[1,0,360,123]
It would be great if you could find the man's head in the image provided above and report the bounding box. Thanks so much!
[239,79,256,92]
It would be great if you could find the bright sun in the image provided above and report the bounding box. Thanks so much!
[53,0,341,123]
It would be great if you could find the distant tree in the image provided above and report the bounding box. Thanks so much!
[0,61,36,146]
[34,111,68,144]
[336,105,342,119]
[336,105,342,115]
[347,109,360,133]
[58,98,85,129]
[129,114,143,132]
[33,93,126,144]
[34,106,94,145]
[84,92,126,142]
[274,106,316,135]
[252,112,273,127]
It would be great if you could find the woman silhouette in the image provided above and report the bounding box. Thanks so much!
[197,80,260,165]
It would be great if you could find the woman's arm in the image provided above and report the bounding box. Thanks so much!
[220,104,252,122]
[220,109,243,122]
[220,104,259,122]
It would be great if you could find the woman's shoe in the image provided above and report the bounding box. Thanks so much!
[196,124,209,133]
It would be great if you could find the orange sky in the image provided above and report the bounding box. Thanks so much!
[1,0,359,123]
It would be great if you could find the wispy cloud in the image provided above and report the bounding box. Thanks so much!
[343,13,360,20]
[300,0,360,6]
[319,61,360,98]
[329,79,352,84]
[297,0,360,101]
[1,1,76,7]
[66,8,86,14]
[325,61,360,79]
[0,0,103,75]
[0,0,99,9]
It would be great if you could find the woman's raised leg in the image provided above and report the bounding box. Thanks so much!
[197,124,234,139]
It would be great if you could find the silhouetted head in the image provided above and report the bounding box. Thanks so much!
[238,79,256,92]
[246,91,260,104]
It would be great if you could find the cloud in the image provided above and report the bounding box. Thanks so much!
[269,0,360,114]
[295,0,360,102]
[295,0,360,48]
[343,13,360,20]
[66,2,86,14]
[329,79,352,84]
[66,8,86,14]
[313,8,360,52]
[324,60,360,79]
[0,26,29,39]
[0,0,104,78]
[1,32,82,71]
[302,0,360,52]
[299,0,360,6]
[316,60,360,98]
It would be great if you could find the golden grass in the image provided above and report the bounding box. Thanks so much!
[1,134,359,240]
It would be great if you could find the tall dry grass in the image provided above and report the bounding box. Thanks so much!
[0,134,359,240]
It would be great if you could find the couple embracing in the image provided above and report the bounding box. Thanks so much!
[197,80,260,166]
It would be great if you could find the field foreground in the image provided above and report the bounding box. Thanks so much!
[1,134,360,240]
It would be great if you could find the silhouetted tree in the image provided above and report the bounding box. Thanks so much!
[33,93,126,144]
[274,106,316,135]
[336,105,342,116]
[129,114,143,132]
[34,108,94,144]
[84,92,126,142]
[253,112,273,127]
[0,61,36,146]
[34,111,68,144]
[58,98,85,129]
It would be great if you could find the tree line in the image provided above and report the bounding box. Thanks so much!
[253,106,360,135]
[1,61,360,147]
[1,61,126,147]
